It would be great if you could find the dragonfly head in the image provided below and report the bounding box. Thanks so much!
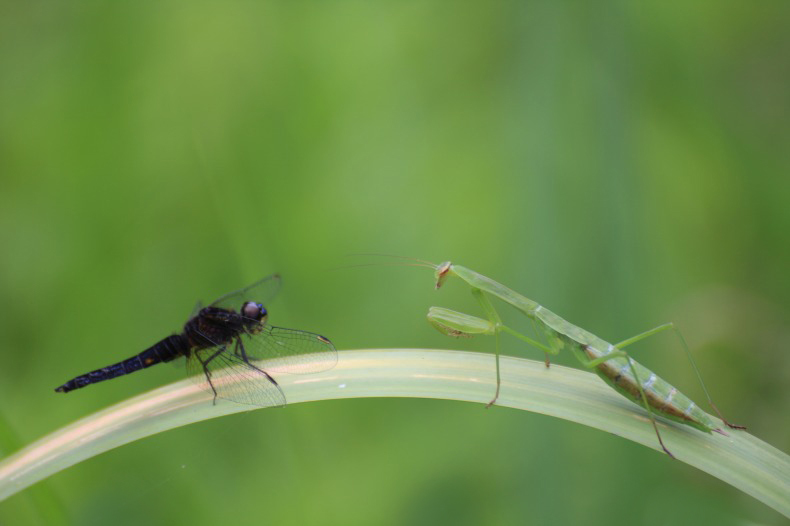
[241,301,268,322]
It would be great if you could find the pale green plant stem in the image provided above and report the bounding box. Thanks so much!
[0,350,787,517]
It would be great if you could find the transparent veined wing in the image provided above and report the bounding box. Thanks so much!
[235,324,337,374]
[210,274,282,312]
[185,340,287,408]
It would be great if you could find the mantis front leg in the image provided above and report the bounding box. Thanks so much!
[427,288,557,407]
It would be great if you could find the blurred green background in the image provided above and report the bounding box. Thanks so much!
[1,2,789,525]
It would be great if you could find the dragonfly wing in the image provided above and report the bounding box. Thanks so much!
[210,274,282,311]
[186,343,286,408]
[236,325,337,374]
[189,300,203,318]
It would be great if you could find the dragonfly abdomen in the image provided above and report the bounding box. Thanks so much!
[55,334,188,393]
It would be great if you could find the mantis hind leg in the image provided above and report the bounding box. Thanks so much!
[616,323,745,430]
[579,348,676,458]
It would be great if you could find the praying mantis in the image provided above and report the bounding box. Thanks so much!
[418,259,745,458]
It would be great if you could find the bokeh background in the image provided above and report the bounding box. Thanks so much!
[1,2,789,525]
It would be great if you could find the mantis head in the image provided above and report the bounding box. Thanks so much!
[435,261,453,289]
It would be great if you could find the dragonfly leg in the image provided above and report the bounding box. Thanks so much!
[233,338,248,361]
[199,346,227,405]
[616,323,746,430]
[234,337,280,387]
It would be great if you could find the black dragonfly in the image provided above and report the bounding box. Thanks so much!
[55,275,337,407]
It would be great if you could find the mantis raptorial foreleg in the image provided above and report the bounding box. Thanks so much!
[429,287,557,407]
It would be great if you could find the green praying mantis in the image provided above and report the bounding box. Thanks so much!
[403,258,745,458]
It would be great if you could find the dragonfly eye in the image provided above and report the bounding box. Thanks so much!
[242,301,266,320]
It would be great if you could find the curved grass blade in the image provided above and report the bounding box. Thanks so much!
[0,350,787,518]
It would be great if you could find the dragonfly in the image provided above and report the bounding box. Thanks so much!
[55,274,337,407]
